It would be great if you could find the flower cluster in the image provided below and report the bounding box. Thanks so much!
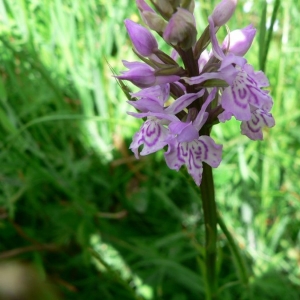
[117,0,275,186]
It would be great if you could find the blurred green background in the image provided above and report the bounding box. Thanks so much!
[0,0,299,299]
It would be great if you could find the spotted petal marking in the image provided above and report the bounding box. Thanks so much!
[220,68,273,121]
[130,118,169,158]
[241,109,275,140]
[164,136,222,186]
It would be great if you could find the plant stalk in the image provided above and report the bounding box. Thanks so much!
[217,212,249,287]
[200,162,218,300]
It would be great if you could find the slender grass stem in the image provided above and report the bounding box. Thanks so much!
[259,0,281,72]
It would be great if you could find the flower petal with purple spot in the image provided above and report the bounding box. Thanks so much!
[241,109,275,140]
[220,67,273,121]
[164,136,222,186]
[130,117,169,158]
[243,64,269,87]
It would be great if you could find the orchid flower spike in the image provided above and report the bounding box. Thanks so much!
[116,0,274,186]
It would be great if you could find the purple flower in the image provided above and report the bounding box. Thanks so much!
[204,22,273,124]
[208,9,250,60]
[116,0,275,185]
[241,108,275,140]
[183,53,245,87]
[218,62,273,122]
[124,19,158,57]
[116,61,180,88]
[165,136,223,186]
[128,90,204,120]
[128,84,170,112]
[222,24,256,56]
[164,89,223,186]
[128,90,206,163]
[163,8,197,50]
[130,117,169,158]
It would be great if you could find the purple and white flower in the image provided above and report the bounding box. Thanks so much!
[241,108,275,140]
[117,0,275,186]
[164,89,223,186]
[130,117,170,158]
[218,63,273,122]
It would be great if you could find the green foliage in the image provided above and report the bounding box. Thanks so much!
[0,0,300,299]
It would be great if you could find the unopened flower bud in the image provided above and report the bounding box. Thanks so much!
[136,0,167,33]
[142,11,167,33]
[136,0,154,13]
[210,0,237,27]
[116,61,180,88]
[180,0,195,13]
[152,0,176,19]
[124,19,158,57]
[222,24,256,56]
[163,8,197,50]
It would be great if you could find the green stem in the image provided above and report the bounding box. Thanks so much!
[178,45,218,299]
[200,162,218,300]
[217,212,249,286]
